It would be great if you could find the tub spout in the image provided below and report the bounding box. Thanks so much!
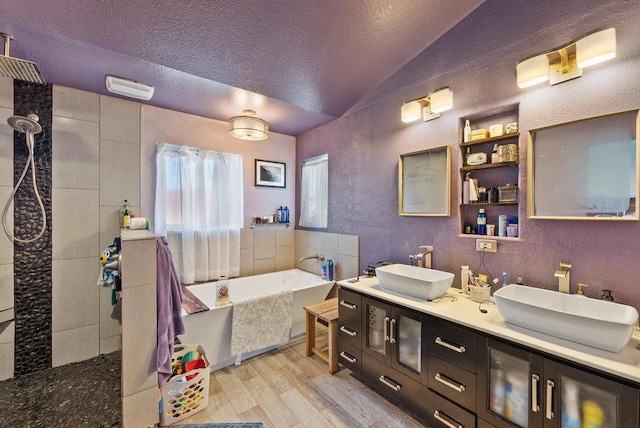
[299,254,326,264]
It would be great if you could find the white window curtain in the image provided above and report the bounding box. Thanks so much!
[155,143,244,284]
[299,154,328,228]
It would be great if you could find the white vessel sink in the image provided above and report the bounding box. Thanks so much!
[493,285,639,352]
[375,264,454,300]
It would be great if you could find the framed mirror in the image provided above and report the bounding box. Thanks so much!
[399,145,450,216]
[528,110,639,220]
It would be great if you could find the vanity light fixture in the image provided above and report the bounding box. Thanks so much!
[401,87,453,123]
[516,28,616,89]
[105,75,154,100]
[228,109,269,140]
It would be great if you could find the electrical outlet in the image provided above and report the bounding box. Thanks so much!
[476,239,498,253]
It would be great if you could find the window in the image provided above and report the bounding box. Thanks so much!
[155,143,243,283]
[299,154,328,228]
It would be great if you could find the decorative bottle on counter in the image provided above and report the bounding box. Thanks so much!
[277,206,283,223]
[283,206,290,223]
[477,208,487,235]
[120,199,133,228]
[326,259,334,281]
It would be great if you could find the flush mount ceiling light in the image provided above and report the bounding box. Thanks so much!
[105,75,154,100]
[401,87,453,123]
[228,109,269,140]
[516,28,616,89]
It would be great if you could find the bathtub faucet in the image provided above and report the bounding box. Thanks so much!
[299,254,326,264]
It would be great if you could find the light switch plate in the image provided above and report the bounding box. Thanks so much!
[476,239,497,253]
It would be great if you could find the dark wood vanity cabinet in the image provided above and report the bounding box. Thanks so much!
[337,287,640,428]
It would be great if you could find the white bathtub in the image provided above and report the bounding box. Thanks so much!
[179,269,334,371]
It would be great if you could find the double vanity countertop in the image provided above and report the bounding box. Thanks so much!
[337,276,640,384]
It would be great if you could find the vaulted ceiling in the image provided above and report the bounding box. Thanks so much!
[0,1,484,135]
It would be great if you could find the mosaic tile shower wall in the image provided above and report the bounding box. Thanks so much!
[13,81,53,375]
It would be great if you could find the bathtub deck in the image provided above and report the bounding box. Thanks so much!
[174,323,424,428]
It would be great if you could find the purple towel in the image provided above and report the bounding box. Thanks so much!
[156,236,186,385]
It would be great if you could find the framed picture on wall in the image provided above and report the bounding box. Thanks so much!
[255,159,286,188]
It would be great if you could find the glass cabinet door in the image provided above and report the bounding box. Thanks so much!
[544,359,640,428]
[479,338,544,428]
[363,297,391,364]
[392,307,426,383]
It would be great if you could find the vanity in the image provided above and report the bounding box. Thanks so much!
[337,277,640,427]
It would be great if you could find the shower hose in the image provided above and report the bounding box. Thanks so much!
[2,130,47,243]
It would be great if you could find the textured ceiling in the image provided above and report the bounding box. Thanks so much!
[0,0,484,135]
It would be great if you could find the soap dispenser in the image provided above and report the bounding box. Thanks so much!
[601,289,614,302]
[576,283,589,295]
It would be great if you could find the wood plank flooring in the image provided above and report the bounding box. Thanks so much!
[175,323,427,427]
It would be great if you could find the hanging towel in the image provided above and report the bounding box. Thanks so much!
[156,236,186,385]
[230,289,293,358]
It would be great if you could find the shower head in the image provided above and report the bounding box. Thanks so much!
[8,113,42,134]
[0,33,46,84]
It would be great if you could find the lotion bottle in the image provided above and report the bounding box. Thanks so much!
[464,120,471,143]
[477,208,487,235]
[463,173,471,204]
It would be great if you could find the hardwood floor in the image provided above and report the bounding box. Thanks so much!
[176,323,427,427]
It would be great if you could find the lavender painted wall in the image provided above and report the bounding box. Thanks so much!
[296,0,640,310]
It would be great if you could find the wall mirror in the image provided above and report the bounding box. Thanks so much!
[399,145,450,216]
[528,110,639,220]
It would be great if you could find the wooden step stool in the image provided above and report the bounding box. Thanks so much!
[304,297,339,374]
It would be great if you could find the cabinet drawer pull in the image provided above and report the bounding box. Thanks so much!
[339,300,357,310]
[433,410,464,428]
[531,374,540,412]
[339,326,357,337]
[546,379,555,420]
[389,318,396,344]
[434,336,466,353]
[384,316,390,342]
[339,351,357,364]
[435,373,466,393]
[378,375,401,391]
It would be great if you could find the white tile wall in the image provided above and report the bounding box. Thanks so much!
[99,335,121,355]
[0,320,15,344]
[52,324,100,367]
[0,263,12,311]
[0,189,13,265]
[294,230,360,280]
[0,107,13,187]
[99,285,121,340]
[254,258,276,274]
[240,247,254,277]
[52,188,100,260]
[0,77,13,108]
[99,96,140,145]
[53,86,99,122]
[99,140,141,207]
[52,257,100,332]
[254,229,276,259]
[122,386,159,428]
[52,116,100,190]
[0,340,14,381]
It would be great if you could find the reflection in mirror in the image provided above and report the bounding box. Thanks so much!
[399,146,450,216]
[528,110,639,220]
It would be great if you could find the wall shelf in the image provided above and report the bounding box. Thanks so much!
[460,132,519,148]
[250,222,290,229]
[460,161,518,172]
[460,202,518,207]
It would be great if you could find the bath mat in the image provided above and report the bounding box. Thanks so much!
[173,424,263,428]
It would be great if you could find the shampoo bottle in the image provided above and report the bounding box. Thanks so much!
[477,208,487,235]
[283,206,290,223]
[215,275,230,307]
[461,265,470,293]
[463,173,471,205]
[326,259,334,281]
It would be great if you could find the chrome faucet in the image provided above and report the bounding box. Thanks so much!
[298,254,326,264]
[554,261,572,293]
[414,246,434,269]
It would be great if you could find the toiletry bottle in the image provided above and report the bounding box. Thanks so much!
[601,290,614,301]
[463,173,471,205]
[491,144,499,164]
[284,206,290,223]
[498,215,507,237]
[464,120,471,143]
[277,206,283,223]
[470,178,479,203]
[477,208,487,235]
[215,275,230,307]
[461,265,470,293]
[326,259,334,281]
[321,263,327,280]
[120,200,131,228]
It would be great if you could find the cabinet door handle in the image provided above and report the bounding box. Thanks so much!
[434,336,466,354]
[339,326,357,337]
[531,374,540,412]
[384,316,390,342]
[339,300,357,310]
[433,410,464,428]
[339,351,357,364]
[389,318,396,344]
[546,379,555,420]
[378,375,401,391]
[435,373,466,393]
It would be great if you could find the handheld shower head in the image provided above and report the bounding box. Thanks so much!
[7,113,42,134]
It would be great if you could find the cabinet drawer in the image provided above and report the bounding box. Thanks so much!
[428,318,477,373]
[338,341,361,376]
[361,353,428,416]
[338,314,361,349]
[338,288,362,322]
[423,387,476,428]
[427,355,477,413]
